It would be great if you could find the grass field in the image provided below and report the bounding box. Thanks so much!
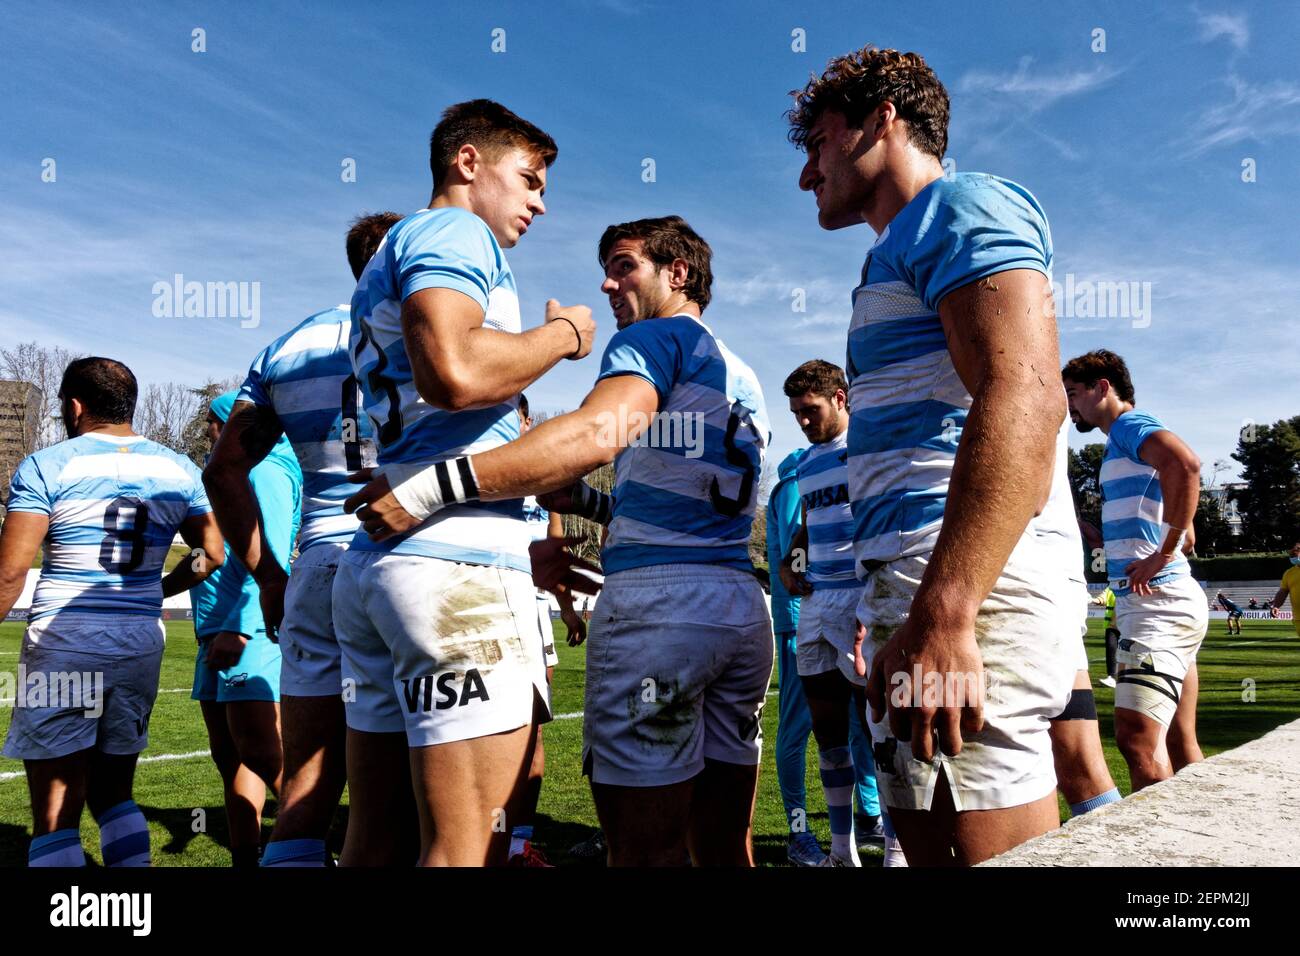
[0,617,1296,867]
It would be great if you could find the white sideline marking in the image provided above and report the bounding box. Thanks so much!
[0,749,211,783]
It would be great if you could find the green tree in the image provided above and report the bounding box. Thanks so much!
[182,378,243,465]
[1193,483,1235,557]
[1067,443,1106,532]
[1230,416,1300,552]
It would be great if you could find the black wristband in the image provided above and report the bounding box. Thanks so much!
[554,316,582,359]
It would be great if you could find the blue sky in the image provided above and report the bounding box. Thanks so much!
[4,1,1298,484]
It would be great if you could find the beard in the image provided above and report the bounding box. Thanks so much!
[1072,418,1096,434]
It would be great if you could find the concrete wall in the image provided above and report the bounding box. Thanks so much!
[983,718,1300,866]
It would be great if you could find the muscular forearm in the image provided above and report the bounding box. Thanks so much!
[783,524,809,570]
[914,380,1064,626]
[162,562,209,598]
[473,407,614,500]
[203,466,281,587]
[0,570,27,622]
[1157,468,1199,553]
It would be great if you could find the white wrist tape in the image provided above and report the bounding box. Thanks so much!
[379,457,479,521]
[574,482,614,525]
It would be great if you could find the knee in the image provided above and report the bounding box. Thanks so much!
[242,746,283,785]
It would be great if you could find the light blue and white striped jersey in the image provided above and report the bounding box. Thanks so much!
[5,433,211,622]
[596,314,770,574]
[846,172,1076,573]
[796,430,857,588]
[1101,408,1188,594]
[239,306,376,552]
[349,207,529,572]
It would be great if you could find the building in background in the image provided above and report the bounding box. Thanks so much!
[0,380,43,513]
[1205,483,1246,537]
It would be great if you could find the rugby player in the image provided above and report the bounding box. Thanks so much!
[508,393,586,867]
[777,360,881,866]
[1091,584,1119,685]
[767,442,887,865]
[1063,349,1207,791]
[1268,542,1300,635]
[345,214,772,867]
[0,358,223,866]
[336,99,594,866]
[1216,590,1243,636]
[191,391,301,867]
[202,212,407,867]
[788,47,1088,864]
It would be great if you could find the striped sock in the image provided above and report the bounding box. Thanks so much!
[29,828,86,867]
[1070,787,1121,817]
[818,746,859,863]
[261,838,328,867]
[95,800,151,867]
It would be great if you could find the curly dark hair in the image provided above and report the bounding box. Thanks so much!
[597,215,713,311]
[1061,349,1136,404]
[345,211,402,280]
[787,46,949,160]
[783,359,848,400]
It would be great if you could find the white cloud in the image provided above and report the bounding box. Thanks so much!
[958,57,1122,110]
[1182,73,1300,154]
[1196,10,1249,50]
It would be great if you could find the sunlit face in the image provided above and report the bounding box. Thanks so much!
[600,238,676,329]
[789,389,846,444]
[797,109,876,231]
[1063,379,1106,434]
[469,146,548,248]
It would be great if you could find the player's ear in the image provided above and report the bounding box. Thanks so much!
[668,258,690,290]
[454,144,480,183]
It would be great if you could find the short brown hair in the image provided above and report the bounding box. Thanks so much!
[429,99,557,192]
[1061,349,1136,404]
[784,359,848,401]
[597,215,714,311]
[787,46,949,160]
[346,211,402,280]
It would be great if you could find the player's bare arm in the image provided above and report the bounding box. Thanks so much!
[779,519,813,597]
[546,510,586,645]
[863,268,1063,762]
[161,512,225,598]
[346,374,658,537]
[404,288,594,412]
[203,400,288,603]
[0,512,48,620]
[1124,430,1201,595]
